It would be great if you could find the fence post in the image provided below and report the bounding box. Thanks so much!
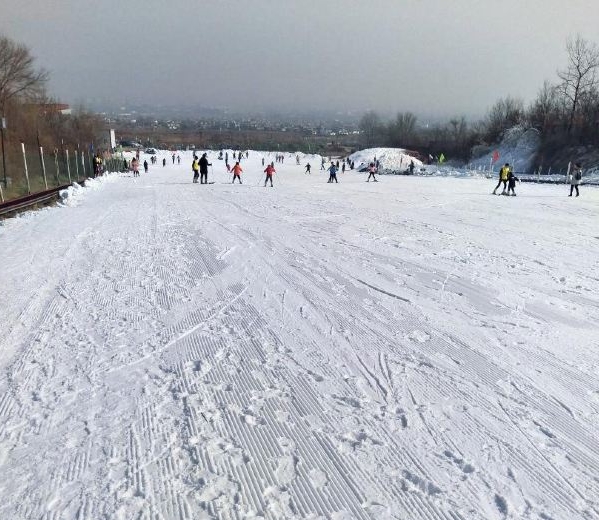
[21,143,31,194]
[74,149,79,180]
[81,150,86,177]
[54,149,61,185]
[39,146,48,190]
[65,149,72,183]
[0,181,4,202]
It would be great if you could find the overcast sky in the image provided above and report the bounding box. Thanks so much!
[2,0,598,118]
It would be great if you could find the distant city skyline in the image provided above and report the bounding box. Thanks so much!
[2,0,598,119]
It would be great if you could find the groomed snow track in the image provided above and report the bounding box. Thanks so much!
[1,152,598,520]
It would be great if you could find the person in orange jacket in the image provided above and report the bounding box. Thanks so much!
[231,161,243,184]
[264,163,276,187]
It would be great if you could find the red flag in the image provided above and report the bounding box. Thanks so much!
[492,150,500,163]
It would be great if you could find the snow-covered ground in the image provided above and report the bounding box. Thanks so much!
[1,150,598,520]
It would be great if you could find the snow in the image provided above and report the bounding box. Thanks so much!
[348,147,423,172]
[1,149,599,520]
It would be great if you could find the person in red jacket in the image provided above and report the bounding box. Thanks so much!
[264,163,275,187]
[231,161,243,184]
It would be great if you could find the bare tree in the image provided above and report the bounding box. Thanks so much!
[0,34,48,112]
[359,111,382,147]
[557,35,599,135]
[484,96,524,143]
[527,80,560,134]
[387,112,417,147]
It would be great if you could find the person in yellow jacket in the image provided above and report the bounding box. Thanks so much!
[192,155,200,183]
[493,163,511,195]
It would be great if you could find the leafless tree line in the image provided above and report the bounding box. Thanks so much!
[359,35,599,161]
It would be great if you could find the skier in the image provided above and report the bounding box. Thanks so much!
[569,162,582,197]
[507,170,519,196]
[264,163,275,187]
[231,161,243,183]
[305,163,311,174]
[328,162,338,183]
[199,152,211,184]
[143,159,148,173]
[493,163,510,195]
[192,156,200,183]
[366,162,378,182]
[262,157,265,166]
[131,158,140,177]
[177,155,181,164]
[162,158,166,167]
[342,162,346,174]
[409,160,415,174]
[320,158,326,170]
[172,153,175,164]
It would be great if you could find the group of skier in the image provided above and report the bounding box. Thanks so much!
[492,162,583,197]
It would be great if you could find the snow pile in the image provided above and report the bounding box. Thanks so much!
[348,147,423,173]
[469,126,541,173]
[59,173,120,206]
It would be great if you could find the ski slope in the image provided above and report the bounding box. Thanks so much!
[1,151,598,520]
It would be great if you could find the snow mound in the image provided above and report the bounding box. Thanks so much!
[348,147,423,173]
[59,173,120,206]
[470,126,541,173]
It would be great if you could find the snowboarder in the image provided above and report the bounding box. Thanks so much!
[569,163,582,197]
[264,163,275,187]
[305,163,311,174]
[366,162,378,182]
[493,163,510,195]
[143,160,148,173]
[192,156,200,183]
[199,153,211,184]
[231,161,243,183]
[507,170,519,196]
[328,162,338,183]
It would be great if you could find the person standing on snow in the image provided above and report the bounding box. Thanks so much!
[320,158,326,170]
[192,155,200,183]
[328,162,338,183]
[409,160,415,174]
[162,158,166,167]
[569,162,582,197]
[493,163,510,195]
[305,163,311,174]
[199,152,211,184]
[143,159,149,173]
[366,162,378,182]
[231,161,243,183]
[264,163,276,187]
[507,170,519,196]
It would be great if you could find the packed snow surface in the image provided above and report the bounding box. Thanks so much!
[1,150,598,520]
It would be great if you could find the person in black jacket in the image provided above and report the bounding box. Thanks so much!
[507,170,519,196]
[199,153,212,184]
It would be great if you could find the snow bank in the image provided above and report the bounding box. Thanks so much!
[348,147,423,173]
[59,173,120,207]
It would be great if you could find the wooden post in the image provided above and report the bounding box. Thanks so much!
[65,149,72,183]
[21,143,31,194]
[54,149,61,184]
[74,149,79,180]
[39,146,48,190]
[0,181,4,202]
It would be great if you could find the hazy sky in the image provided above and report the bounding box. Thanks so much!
[2,0,598,118]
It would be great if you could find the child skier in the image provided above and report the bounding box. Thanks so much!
[366,162,378,182]
[507,170,519,196]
